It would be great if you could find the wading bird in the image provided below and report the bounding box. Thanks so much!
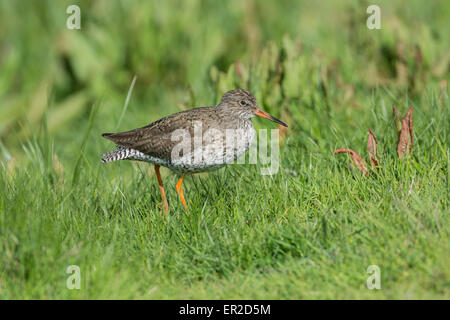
[101,89,287,212]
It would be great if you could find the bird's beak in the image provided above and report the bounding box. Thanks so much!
[254,109,288,127]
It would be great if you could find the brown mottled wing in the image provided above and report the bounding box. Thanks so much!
[102,106,222,159]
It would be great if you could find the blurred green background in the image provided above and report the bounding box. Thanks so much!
[0,0,448,299]
[0,0,448,168]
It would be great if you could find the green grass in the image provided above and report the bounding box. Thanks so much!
[0,0,449,299]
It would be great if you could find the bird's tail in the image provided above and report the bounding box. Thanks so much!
[101,146,135,163]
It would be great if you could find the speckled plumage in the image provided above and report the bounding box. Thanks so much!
[101,89,287,211]
[101,89,268,173]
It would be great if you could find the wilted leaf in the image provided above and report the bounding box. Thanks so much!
[333,148,368,176]
[397,118,410,158]
[406,106,413,154]
[397,106,414,158]
[367,129,379,167]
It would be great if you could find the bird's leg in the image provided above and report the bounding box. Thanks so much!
[175,175,188,210]
[154,165,169,213]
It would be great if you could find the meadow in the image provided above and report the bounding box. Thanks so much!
[0,0,448,299]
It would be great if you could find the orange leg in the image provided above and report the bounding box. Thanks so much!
[154,165,169,213]
[175,175,188,210]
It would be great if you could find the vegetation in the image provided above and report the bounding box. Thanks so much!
[0,0,448,299]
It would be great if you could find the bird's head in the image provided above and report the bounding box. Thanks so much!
[218,89,287,127]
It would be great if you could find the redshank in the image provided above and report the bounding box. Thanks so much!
[101,89,287,212]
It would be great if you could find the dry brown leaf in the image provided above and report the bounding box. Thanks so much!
[368,129,379,167]
[406,106,413,154]
[397,106,414,158]
[334,148,368,176]
[397,118,410,158]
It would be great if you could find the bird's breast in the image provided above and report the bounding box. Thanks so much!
[168,119,255,172]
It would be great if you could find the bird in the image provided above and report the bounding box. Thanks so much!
[101,89,287,212]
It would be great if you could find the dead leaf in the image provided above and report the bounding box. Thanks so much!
[368,129,379,167]
[397,118,410,158]
[334,148,368,176]
[397,106,414,158]
[406,106,413,155]
[397,107,414,159]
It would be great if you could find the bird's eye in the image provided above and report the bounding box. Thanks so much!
[239,100,247,106]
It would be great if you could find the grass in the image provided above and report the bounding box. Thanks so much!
[0,0,449,299]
